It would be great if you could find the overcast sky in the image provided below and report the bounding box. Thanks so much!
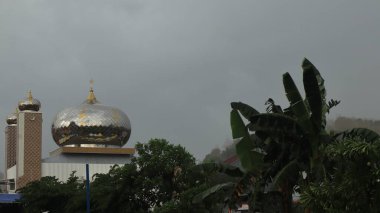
[1,1,380,171]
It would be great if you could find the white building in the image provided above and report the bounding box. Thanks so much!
[4,87,134,192]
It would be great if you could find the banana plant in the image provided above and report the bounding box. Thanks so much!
[230,58,340,212]
[194,58,377,212]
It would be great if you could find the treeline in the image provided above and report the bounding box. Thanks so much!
[328,116,380,133]
[18,139,238,213]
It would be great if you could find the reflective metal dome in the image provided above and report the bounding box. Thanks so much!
[51,87,131,147]
[6,113,17,125]
[18,90,41,112]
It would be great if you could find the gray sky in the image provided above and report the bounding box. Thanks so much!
[1,1,380,171]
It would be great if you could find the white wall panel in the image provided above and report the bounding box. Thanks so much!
[42,163,116,182]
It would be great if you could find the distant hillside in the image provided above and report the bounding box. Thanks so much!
[328,116,380,134]
[203,140,236,163]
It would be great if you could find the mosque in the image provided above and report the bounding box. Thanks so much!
[3,85,134,193]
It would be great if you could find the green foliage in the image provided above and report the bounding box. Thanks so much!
[231,109,265,174]
[302,58,327,130]
[18,172,84,213]
[334,127,380,143]
[19,138,198,213]
[229,58,342,212]
[154,184,224,213]
[155,163,246,213]
[192,182,234,204]
[301,136,380,212]
[133,139,196,209]
[248,113,304,136]
[283,72,313,133]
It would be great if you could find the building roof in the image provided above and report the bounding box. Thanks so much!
[0,194,21,203]
[42,147,134,164]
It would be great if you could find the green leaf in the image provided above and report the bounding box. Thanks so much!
[231,109,264,172]
[248,113,304,137]
[192,182,235,204]
[327,99,341,112]
[302,58,327,131]
[272,159,299,188]
[230,109,247,139]
[231,102,260,120]
[236,136,265,173]
[265,98,283,113]
[283,72,313,134]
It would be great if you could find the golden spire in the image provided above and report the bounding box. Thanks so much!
[87,79,97,104]
[28,90,33,101]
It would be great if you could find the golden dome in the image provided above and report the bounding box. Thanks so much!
[6,112,17,125]
[18,90,41,112]
[51,87,131,147]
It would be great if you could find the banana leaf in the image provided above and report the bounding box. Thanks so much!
[231,102,260,120]
[272,159,300,188]
[283,72,313,134]
[231,109,248,139]
[302,58,327,131]
[192,182,235,204]
[265,98,283,113]
[237,136,266,173]
[327,99,341,112]
[231,109,265,173]
[248,113,304,138]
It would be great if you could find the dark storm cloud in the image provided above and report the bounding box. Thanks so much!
[1,1,380,171]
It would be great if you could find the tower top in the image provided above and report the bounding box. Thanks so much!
[18,90,41,112]
[86,79,98,104]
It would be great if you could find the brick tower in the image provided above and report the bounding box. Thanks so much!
[15,91,42,190]
[5,111,17,174]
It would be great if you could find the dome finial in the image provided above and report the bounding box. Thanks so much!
[90,79,94,90]
[6,108,18,125]
[18,90,41,111]
[28,90,33,101]
[86,79,97,104]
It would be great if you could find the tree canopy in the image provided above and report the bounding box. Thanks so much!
[18,139,199,213]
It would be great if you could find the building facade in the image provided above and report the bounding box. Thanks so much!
[4,88,134,193]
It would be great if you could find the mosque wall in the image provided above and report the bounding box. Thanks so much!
[41,163,117,182]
